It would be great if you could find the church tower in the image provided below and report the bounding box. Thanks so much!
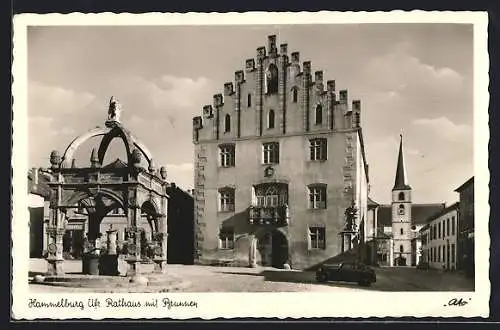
[391,134,412,266]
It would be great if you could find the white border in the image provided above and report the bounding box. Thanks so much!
[12,11,490,319]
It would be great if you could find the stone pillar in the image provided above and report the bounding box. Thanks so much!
[46,207,65,275]
[152,230,168,273]
[106,229,118,255]
[248,235,257,268]
[125,197,142,276]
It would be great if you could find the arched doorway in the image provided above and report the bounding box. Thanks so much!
[257,230,288,268]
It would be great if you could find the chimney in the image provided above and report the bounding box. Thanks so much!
[280,43,288,55]
[246,59,255,72]
[327,80,336,92]
[213,94,223,108]
[303,61,311,75]
[268,35,277,54]
[339,90,348,104]
[224,82,234,96]
[235,70,245,83]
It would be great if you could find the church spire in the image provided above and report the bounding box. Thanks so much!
[393,134,411,190]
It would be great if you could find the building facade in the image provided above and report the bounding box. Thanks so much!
[192,35,370,270]
[28,168,51,258]
[419,202,459,271]
[455,177,474,277]
[372,136,445,267]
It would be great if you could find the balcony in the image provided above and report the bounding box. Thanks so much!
[249,205,289,226]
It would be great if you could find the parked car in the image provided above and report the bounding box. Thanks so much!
[315,261,376,287]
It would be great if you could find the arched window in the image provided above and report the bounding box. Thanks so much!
[247,93,252,107]
[400,228,404,235]
[265,186,279,207]
[400,245,404,253]
[398,204,405,215]
[266,64,278,94]
[398,192,405,201]
[224,114,231,133]
[292,87,298,103]
[268,109,275,129]
[315,104,323,125]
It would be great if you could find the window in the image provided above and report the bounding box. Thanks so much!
[268,109,275,129]
[451,216,456,235]
[219,227,235,249]
[309,227,326,249]
[254,183,288,207]
[399,245,404,253]
[309,138,327,161]
[292,87,298,103]
[446,218,450,236]
[315,104,323,125]
[247,93,252,107]
[308,185,327,209]
[262,142,279,164]
[265,64,278,94]
[398,192,405,201]
[264,186,279,207]
[438,245,441,262]
[438,222,441,238]
[224,114,231,133]
[400,228,404,235]
[434,224,437,239]
[219,188,235,212]
[430,226,433,240]
[219,145,235,167]
[398,204,405,215]
[451,244,456,263]
[430,248,433,262]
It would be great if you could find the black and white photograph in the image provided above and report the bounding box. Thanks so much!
[12,12,490,319]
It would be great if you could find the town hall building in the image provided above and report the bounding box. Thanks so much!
[192,35,370,270]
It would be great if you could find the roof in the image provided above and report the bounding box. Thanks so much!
[102,158,128,169]
[393,134,411,191]
[27,169,51,200]
[425,202,459,223]
[377,203,446,227]
[368,197,379,207]
[454,176,474,192]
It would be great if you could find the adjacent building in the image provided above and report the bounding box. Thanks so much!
[455,177,474,277]
[28,168,51,258]
[420,202,460,271]
[192,35,370,270]
[371,136,445,266]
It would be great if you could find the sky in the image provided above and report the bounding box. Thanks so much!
[27,24,474,205]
